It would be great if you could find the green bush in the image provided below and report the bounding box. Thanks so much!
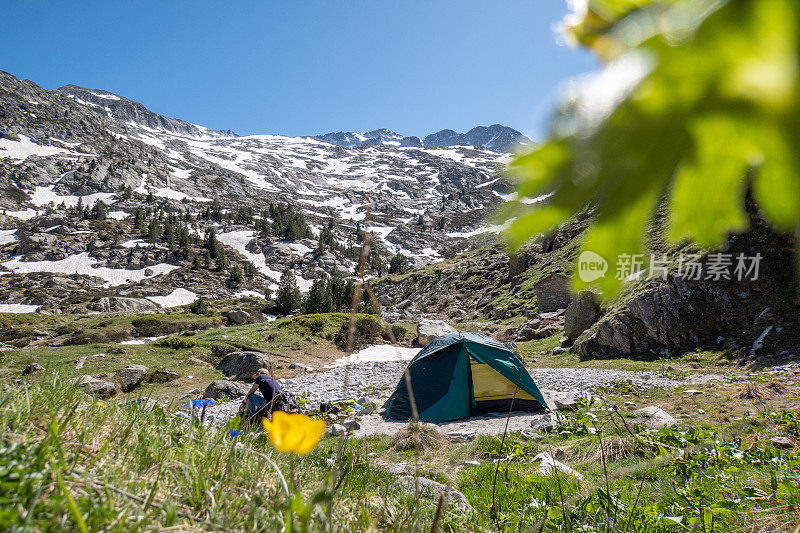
[156,336,198,349]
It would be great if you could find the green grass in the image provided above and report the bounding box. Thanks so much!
[1,371,799,531]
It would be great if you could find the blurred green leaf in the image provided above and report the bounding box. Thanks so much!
[509,0,800,297]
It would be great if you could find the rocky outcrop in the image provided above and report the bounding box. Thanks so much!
[564,291,601,339]
[95,297,158,313]
[216,351,273,380]
[535,273,572,313]
[576,276,725,358]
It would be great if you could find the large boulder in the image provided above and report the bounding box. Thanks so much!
[564,291,601,339]
[535,273,572,313]
[115,365,149,392]
[224,309,251,325]
[416,319,456,346]
[204,380,251,399]
[216,351,273,380]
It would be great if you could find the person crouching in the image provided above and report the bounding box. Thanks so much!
[239,367,282,422]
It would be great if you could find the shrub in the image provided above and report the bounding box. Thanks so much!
[156,337,198,349]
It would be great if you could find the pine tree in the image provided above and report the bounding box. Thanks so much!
[147,219,161,244]
[389,253,409,274]
[229,264,242,285]
[192,253,201,269]
[134,207,145,232]
[275,267,301,315]
[215,246,227,271]
[205,228,218,257]
[93,201,107,220]
[303,276,333,314]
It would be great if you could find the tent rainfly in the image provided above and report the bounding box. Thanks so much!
[382,332,548,423]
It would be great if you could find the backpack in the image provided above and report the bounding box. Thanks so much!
[274,390,303,413]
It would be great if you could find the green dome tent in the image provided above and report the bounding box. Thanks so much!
[382,332,548,423]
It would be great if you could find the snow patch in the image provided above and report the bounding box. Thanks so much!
[0,303,40,313]
[326,344,419,368]
[146,288,197,308]
[1,252,179,287]
[0,229,18,246]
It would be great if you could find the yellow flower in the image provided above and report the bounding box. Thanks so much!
[262,411,325,455]
[98,401,107,408]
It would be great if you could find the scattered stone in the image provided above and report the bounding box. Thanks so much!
[289,362,315,372]
[330,423,347,436]
[22,362,44,375]
[216,351,273,380]
[357,404,375,416]
[397,476,474,511]
[530,413,555,431]
[552,347,567,355]
[533,452,583,480]
[447,431,476,442]
[115,364,149,392]
[634,406,676,428]
[75,356,87,370]
[71,375,118,398]
[624,401,637,407]
[149,369,180,383]
[204,380,251,399]
[343,420,361,431]
[463,460,481,468]
[684,389,703,395]
[698,409,705,414]
[416,319,456,346]
[771,436,794,449]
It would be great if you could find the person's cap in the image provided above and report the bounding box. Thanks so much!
[252,368,269,379]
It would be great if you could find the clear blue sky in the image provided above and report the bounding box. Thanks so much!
[1,1,597,139]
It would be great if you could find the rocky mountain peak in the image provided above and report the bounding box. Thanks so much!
[318,124,532,153]
[54,85,236,138]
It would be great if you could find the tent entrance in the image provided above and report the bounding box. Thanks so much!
[470,360,542,414]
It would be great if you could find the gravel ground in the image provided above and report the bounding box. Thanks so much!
[194,360,719,433]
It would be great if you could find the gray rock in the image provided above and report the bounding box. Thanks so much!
[343,419,361,431]
[357,404,375,416]
[330,423,347,436]
[23,362,45,375]
[149,369,179,382]
[216,351,273,380]
[204,380,251,399]
[397,476,474,511]
[463,460,481,468]
[552,347,567,355]
[771,436,794,448]
[564,291,601,339]
[634,406,676,428]
[71,375,118,397]
[416,319,456,346]
[115,365,149,392]
[530,413,555,431]
[224,309,251,325]
[289,362,314,372]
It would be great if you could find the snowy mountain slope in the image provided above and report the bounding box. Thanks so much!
[0,69,525,313]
